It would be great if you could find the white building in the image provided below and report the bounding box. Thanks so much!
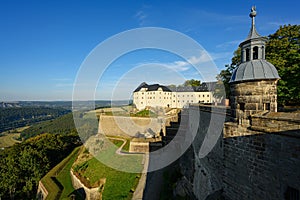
[133,82,216,110]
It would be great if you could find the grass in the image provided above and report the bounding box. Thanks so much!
[74,157,141,200]
[108,137,130,152]
[56,148,83,200]
[73,141,144,200]
[41,147,82,200]
[0,133,21,148]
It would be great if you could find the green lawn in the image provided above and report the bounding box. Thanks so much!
[73,141,144,200]
[56,148,83,200]
[41,147,83,200]
[74,157,141,200]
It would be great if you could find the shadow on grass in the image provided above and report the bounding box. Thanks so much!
[68,188,86,200]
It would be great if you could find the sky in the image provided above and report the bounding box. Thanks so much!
[0,0,299,101]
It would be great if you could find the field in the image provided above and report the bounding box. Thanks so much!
[0,126,28,148]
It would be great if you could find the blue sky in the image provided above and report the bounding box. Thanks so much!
[0,0,299,101]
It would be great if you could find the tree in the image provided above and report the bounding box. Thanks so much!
[217,25,300,105]
[182,79,201,87]
[266,25,300,105]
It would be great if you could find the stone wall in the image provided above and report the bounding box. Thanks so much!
[223,122,300,200]
[98,115,165,138]
[37,181,48,200]
[230,80,278,119]
[70,170,102,200]
[172,106,300,200]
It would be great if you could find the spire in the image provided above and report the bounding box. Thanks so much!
[246,6,261,39]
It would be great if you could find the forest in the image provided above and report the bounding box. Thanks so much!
[0,107,70,133]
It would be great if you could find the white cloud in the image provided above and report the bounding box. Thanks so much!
[160,51,212,72]
[134,10,147,26]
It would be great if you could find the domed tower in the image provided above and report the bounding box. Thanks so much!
[229,6,280,125]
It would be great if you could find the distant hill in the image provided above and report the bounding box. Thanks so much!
[0,107,70,133]
[20,112,77,140]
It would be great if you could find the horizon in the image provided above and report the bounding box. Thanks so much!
[1,1,299,101]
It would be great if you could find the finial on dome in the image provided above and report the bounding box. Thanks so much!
[250,6,257,18]
[249,6,257,27]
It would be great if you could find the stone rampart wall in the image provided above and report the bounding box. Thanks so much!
[223,122,300,200]
[70,170,102,200]
[98,115,165,137]
[174,106,300,200]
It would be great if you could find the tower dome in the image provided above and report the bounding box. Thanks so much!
[230,6,280,83]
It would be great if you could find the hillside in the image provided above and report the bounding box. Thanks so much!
[0,107,70,133]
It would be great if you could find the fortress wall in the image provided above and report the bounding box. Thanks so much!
[176,106,226,200]
[223,121,300,200]
[174,106,300,200]
[98,115,165,137]
[70,170,102,200]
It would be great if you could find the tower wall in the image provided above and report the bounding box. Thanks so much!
[230,80,278,121]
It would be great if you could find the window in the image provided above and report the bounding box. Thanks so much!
[264,103,270,110]
[203,95,205,97]
[207,94,209,97]
[246,48,250,61]
[240,103,245,111]
[253,46,258,60]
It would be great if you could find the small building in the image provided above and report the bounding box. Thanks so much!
[133,82,216,110]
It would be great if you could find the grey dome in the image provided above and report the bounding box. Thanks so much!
[230,60,280,83]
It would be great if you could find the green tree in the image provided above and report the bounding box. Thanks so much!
[182,79,201,87]
[266,25,300,105]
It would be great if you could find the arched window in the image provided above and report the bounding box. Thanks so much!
[253,46,258,60]
[246,48,250,61]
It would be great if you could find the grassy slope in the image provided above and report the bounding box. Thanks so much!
[41,147,82,200]
[56,147,83,200]
[79,157,140,200]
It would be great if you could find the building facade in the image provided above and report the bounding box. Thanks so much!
[133,82,216,110]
